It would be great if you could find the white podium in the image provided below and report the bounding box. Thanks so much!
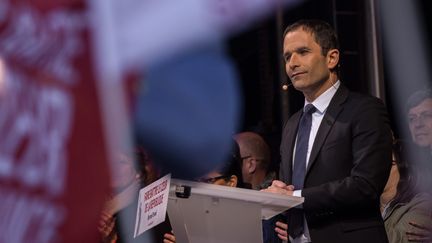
[167,179,304,243]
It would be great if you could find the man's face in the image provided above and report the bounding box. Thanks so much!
[200,172,236,187]
[283,29,332,95]
[240,157,252,183]
[408,98,432,149]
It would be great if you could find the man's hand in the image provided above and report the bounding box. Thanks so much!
[407,221,432,242]
[98,212,117,243]
[275,220,289,241]
[262,180,295,196]
[163,231,176,243]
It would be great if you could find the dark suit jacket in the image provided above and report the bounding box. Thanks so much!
[279,85,392,243]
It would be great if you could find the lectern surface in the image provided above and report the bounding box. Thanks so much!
[167,179,303,243]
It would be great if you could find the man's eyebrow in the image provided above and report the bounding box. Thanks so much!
[296,46,311,52]
[284,46,310,59]
[284,46,310,55]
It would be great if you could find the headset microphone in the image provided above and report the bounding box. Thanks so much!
[282,82,294,91]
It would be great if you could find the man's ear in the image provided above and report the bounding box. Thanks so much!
[327,49,339,70]
[227,175,238,187]
[248,159,257,174]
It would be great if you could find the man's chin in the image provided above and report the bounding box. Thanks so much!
[291,82,306,91]
[414,140,432,149]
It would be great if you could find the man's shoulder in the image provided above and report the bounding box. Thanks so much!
[342,88,384,103]
[348,91,381,100]
[283,108,302,125]
[337,90,386,112]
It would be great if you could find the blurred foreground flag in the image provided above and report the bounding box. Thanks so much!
[0,1,111,242]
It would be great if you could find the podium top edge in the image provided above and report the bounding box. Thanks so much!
[169,178,304,208]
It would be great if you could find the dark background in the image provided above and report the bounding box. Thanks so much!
[227,0,432,171]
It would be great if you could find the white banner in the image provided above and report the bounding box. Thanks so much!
[134,173,171,238]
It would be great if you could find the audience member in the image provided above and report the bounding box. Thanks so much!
[264,19,392,243]
[163,141,244,243]
[139,147,161,186]
[406,89,432,153]
[99,147,169,243]
[234,131,283,242]
[196,142,243,188]
[99,149,145,243]
[381,140,432,243]
[234,131,275,189]
[405,89,432,190]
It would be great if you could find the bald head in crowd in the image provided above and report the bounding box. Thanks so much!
[234,132,271,189]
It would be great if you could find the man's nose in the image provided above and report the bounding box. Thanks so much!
[288,53,299,69]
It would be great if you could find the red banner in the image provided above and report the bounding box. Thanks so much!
[0,1,110,242]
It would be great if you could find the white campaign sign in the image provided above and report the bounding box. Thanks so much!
[134,173,171,238]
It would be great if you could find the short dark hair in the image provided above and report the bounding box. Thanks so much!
[283,19,339,57]
[390,140,431,208]
[405,88,432,113]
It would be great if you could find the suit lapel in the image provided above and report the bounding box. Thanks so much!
[306,85,349,173]
[285,111,302,183]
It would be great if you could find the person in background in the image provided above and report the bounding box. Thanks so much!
[406,89,432,154]
[197,140,244,188]
[264,19,392,243]
[99,148,146,243]
[141,148,161,186]
[405,88,432,189]
[234,131,275,190]
[234,131,283,242]
[403,88,432,241]
[163,141,244,243]
[99,147,169,243]
[380,140,432,243]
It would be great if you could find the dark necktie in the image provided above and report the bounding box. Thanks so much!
[289,104,316,238]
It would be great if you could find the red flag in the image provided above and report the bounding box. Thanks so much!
[0,1,111,242]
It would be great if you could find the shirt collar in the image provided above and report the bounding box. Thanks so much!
[304,80,340,114]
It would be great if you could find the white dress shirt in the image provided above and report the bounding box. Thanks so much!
[291,81,340,243]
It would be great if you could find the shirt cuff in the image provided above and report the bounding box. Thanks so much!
[293,190,302,197]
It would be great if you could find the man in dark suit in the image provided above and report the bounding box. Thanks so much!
[264,19,392,243]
